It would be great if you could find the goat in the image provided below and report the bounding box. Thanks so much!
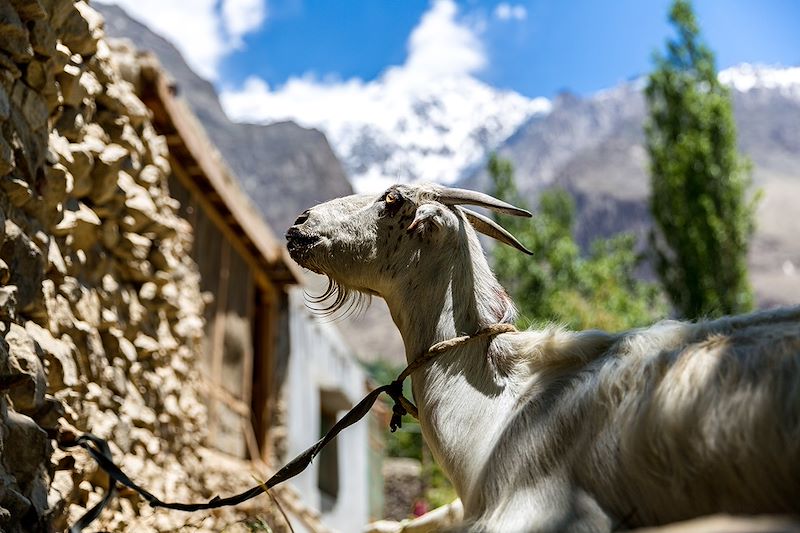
[285,183,800,532]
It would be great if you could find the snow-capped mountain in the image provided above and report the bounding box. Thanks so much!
[720,64,800,99]
[331,77,549,193]
[222,71,550,192]
[221,63,800,196]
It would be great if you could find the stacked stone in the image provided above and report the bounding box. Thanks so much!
[0,1,285,531]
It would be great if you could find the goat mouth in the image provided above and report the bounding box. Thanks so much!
[285,227,321,263]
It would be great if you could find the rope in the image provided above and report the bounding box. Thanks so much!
[393,322,518,420]
[62,323,516,531]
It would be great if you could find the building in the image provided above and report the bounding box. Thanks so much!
[134,52,382,532]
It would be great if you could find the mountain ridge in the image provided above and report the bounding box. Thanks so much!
[462,65,800,307]
[221,68,551,193]
[96,3,354,234]
[98,4,799,358]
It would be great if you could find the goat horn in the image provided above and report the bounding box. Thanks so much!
[461,208,533,255]
[437,187,532,218]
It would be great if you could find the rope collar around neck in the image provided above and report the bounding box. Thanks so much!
[385,322,517,431]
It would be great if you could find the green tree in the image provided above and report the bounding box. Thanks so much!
[645,0,757,318]
[488,154,664,332]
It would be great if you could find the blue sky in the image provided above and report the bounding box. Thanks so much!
[101,0,800,100]
[213,0,800,98]
[97,0,800,191]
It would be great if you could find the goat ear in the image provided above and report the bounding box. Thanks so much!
[407,204,441,233]
[436,186,532,218]
[461,208,533,255]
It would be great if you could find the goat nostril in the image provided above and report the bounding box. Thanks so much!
[294,210,311,226]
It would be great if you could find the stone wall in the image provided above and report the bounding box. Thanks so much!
[0,1,288,531]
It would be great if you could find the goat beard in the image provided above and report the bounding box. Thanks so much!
[305,276,372,321]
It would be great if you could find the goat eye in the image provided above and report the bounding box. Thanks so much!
[385,192,400,205]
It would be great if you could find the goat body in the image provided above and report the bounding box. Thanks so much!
[286,183,800,532]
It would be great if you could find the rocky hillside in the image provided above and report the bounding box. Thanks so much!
[95,3,353,234]
[463,66,800,307]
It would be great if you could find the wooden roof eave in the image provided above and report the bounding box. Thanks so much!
[136,54,304,288]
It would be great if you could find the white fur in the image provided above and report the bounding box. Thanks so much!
[286,184,800,532]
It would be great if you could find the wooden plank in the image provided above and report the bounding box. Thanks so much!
[251,289,278,464]
[165,134,183,146]
[189,197,199,240]
[263,292,280,464]
[184,164,205,177]
[208,239,231,445]
[241,267,255,408]
[211,239,232,383]
[170,160,277,294]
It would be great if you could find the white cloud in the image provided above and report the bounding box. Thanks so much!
[95,0,267,80]
[222,0,267,45]
[405,0,485,78]
[221,0,488,125]
[220,0,549,192]
[494,2,527,21]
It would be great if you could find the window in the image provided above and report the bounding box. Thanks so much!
[318,394,343,512]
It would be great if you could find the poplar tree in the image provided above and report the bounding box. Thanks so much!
[645,0,757,318]
[489,154,664,331]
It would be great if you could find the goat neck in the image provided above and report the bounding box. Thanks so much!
[383,216,514,362]
[382,220,517,503]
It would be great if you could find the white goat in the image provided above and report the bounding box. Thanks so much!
[286,183,800,532]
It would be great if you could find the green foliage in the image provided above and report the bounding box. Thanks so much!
[420,453,458,509]
[488,154,665,332]
[645,0,757,318]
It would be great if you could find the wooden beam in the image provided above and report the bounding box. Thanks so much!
[165,134,183,146]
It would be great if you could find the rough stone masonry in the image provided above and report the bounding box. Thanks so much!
[0,1,295,531]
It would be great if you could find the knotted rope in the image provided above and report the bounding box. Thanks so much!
[386,322,517,429]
